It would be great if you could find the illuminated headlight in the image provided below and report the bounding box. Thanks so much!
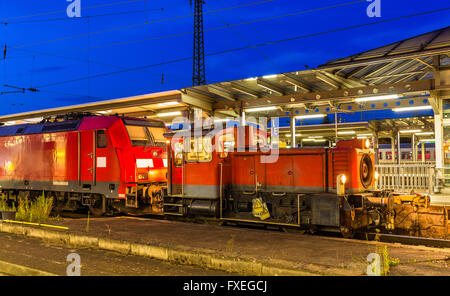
[364,139,371,149]
[153,151,159,157]
[340,174,347,184]
[138,174,147,180]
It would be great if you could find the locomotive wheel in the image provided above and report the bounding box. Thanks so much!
[89,196,106,217]
[89,206,105,217]
[340,226,355,239]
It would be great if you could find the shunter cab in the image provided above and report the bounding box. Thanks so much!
[164,126,266,216]
[0,115,168,215]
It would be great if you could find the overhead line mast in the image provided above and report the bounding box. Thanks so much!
[191,0,206,86]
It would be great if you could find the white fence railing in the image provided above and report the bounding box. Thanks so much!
[375,164,435,193]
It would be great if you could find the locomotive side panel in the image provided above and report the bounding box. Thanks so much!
[231,149,327,194]
[0,131,79,190]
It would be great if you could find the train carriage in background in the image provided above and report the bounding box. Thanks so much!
[0,114,168,215]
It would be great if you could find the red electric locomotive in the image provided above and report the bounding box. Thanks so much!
[0,113,168,215]
[164,125,400,235]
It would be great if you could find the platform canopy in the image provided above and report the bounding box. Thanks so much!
[180,26,449,120]
[0,90,211,125]
[0,27,448,126]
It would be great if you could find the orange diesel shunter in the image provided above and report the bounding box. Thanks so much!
[0,114,168,216]
[164,126,440,237]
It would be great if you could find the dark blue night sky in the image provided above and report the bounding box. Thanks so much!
[0,0,449,116]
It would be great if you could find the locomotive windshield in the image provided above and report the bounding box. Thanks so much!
[125,125,166,147]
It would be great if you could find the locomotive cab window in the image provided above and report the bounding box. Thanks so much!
[97,130,108,148]
[186,137,212,162]
[217,133,235,152]
[126,125,167,147]
[173,141,184,167]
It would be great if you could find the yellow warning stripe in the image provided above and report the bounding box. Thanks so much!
[3,220,69,230]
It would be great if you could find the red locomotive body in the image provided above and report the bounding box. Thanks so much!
[230,140,374,195]
[164,126,394,234]
[0,115,168,215]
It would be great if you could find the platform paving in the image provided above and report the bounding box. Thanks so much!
[2,215,446,276]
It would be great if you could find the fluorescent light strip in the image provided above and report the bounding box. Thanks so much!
[214,118,231,123]
[337,131,356,135]
[303,138,327,142]
[399,129,421,134]
[157,111,182,117]
[295,114,326,120]
[393,106,432,112]
[245,106,278,112]
[355,94,398,102]
[415,132,434,136]
[158,101,179,107]
[420,139,435,142]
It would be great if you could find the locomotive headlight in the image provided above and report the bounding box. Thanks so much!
[364,139,371,149]
[337,174,347,196]
[153,151,159,157]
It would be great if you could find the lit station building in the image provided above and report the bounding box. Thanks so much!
[1,27,449,195]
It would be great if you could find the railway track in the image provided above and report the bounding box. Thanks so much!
[361,233,450,248]
[58,211,450,249]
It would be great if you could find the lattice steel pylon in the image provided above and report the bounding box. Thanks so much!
[191,0,206,86]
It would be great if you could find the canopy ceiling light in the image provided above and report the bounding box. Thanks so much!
[157,101,179,107]
[337,131,356,135]
[98,110,112,114]
[415,132,434,135]
[214,118,231,123]
[156,111,182,117]
[295,114,326,120]
[245,106,278,112]
[399,129,421,133]
[355,94,399,102]
[393,106,432,112]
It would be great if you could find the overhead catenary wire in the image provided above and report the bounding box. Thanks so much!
[4,0,369,58]
[7,0,273,50]
[34,6,450,89]
[3,8,165,24]
[0,0,147,22]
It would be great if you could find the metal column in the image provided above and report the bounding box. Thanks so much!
[290,115,296,148]
[397,131,401,165]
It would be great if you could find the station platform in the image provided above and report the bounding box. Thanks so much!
[5,215,449,276]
